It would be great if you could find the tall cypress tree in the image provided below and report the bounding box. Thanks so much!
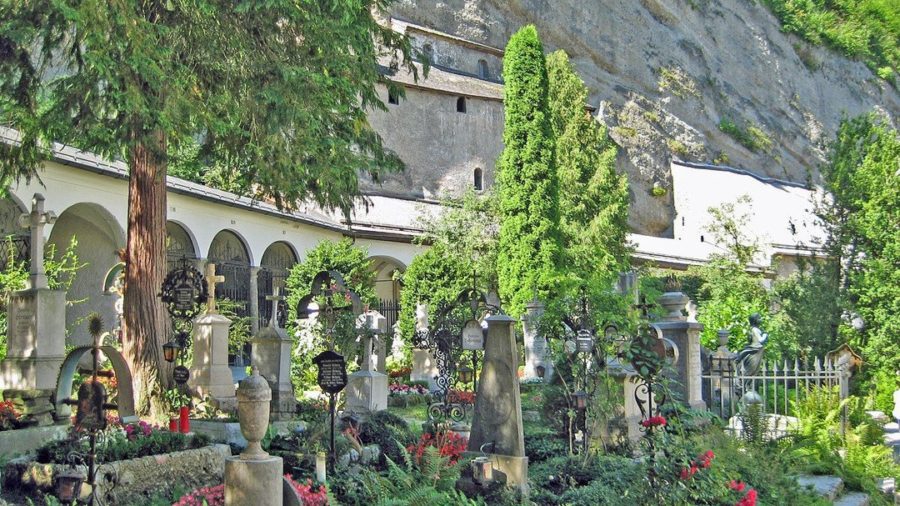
[496,25,561,317]
[546,50,629,289]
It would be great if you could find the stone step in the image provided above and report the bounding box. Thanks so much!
[833,492,869,506]
[797,475,844,501]
[876,478,895,497]
[884,422,899,433]
[866,411,889,424]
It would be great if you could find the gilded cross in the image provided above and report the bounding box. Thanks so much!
[265,286,284,328]
[204,263,225,314]
[18,193,57,289]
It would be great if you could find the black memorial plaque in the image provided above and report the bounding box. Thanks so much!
[161,261,206,320]
[173,365,190,384]
[313,350,348,394]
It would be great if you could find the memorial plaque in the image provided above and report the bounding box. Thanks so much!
[160,263,205,319]
[75,381,108,431]
[461,319,484,350]
[313,350,348,394]
[576,329,594,353]
[173,365,190,384]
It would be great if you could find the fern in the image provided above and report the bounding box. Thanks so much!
[360,445,468,505]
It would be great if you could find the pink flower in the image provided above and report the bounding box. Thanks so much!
[735,488,757,506]
[729,480,746,492]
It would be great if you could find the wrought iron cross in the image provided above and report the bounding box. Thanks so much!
[204,263,226,314]
[635,295,655,320]
[18,193,57,289]
[265,286,284,328]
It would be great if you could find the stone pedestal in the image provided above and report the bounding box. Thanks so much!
[602,364,655,443]
[345,370,388,414]
[251,325,296,420]
[522,300,552,382]
[189,313,236,408]
[225,456,283,506]
[0,288,66,391]
[411,348,438,389]
[653,291,705,410]
[468,314,528,492]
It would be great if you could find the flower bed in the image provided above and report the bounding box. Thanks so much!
[173,475,327,506]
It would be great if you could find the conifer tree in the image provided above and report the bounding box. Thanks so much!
[546,50,629,290]
[0,1,417,416]
[496,25,562,317]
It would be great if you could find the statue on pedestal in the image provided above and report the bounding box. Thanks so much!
[736,313,767,377]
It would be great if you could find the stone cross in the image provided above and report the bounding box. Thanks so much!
[18,193,57,290]
[265,287,284,328]
[204,263,226,314]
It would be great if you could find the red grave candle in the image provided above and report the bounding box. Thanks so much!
[169,418,178,432]
[179,406,190,433]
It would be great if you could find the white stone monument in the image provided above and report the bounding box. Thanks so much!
[189,263,236,409]
[410,303,438,389]
[345,310,389,414]
[654,290,706,410]
[0,194,66,392]
[522,299,552,382]
[251,287,296,420]
[225,368,283,506]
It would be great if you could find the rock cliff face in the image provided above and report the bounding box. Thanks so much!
[389,0,899,235]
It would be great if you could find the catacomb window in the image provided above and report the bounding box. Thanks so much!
[478,59,489,79]
[457,96,467,113]
[474,168,483,191]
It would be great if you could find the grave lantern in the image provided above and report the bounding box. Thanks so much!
[458,364,474,385]
[54,468,85,505]
[162,340,180,363]
[575,329,594,353]
[471,456,493,484]
[573,390,588,410]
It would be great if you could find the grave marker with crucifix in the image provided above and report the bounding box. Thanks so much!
[188,263,236,409]
[251,287,296,420]
[0,194,67,400]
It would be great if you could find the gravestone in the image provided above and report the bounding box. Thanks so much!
[0,194,66,403]
[345,311,389,414]
[251,288,296,420]
[189,264,236,410]
[410,303,438,389]
[467,314,528,492]
[522,300,552,382]
[653,290,706,410]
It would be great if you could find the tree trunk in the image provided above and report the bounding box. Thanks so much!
[122,130,170,419]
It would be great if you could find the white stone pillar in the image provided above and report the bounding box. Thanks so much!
[189,312,237,409]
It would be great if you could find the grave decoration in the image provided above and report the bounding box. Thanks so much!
[159,257,207,372]
[54,315,123,506]
[413,272,498,423]
[296,270,361,469]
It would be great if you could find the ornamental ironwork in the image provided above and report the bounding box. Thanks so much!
[413,274,500,423]
[160,258,207,320]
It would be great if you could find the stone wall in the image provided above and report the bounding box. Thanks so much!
[365,84,504,199]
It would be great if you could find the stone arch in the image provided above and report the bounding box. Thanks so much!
[259,241,298,327]
[477,59,489,79]
[456,96,467,113]
[368,255,406,330]
[49,203,125,346]
[166,220,199,270]
[208,229,252,319]
[54,345,136,422]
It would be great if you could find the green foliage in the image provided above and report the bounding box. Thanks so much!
[358,410,415,468]
[546,50,630,294]
[0,237,83,360]
[818,114,900,373]
[284,238,376,393]
[524,424,569,463]
[0,0,420,213]
[215,298,252,357]
[36,430,210,464]
[718,117,773,154]
[497,25,562,317]
[770,258,844,358]
[657,66,700,99]
[761,0,898,83]
[398,190,497,341]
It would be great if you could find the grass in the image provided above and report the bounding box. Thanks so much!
[761,0,898,84]
[719,117,774,154]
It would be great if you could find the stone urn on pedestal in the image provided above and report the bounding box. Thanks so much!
[225,368,283,506]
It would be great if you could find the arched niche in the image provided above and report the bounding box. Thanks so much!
[208,229,252,318]
[54,345,137,423]
[259,241,298,327]
[48,203,125,346]
[166,221,198,271]
[368,256,406,331]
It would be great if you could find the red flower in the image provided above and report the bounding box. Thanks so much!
[729,480,746,492]
[640,416,667,428]
[735,488,757,506]
[697,450,714,468]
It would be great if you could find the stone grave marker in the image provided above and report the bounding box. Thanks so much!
[467,314,528,492]
[0,194,66,406]
[346,310,389,414]
[522,300,552,382]
[251,287,297,420]
[189,263,236,410]
[653,290,705,410]
[410,303,438,389]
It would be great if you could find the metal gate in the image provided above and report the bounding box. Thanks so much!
[377,299,400,332]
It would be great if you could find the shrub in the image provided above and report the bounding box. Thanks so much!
[357,410,415,467]
[0,399,20,431]
[36,424,210,464]
[407,430,467,466]
[523,426,568,463]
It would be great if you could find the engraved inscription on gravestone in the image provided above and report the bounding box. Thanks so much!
[15,309,33,339]
[461,319,484,351]
[313,350,348,394]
